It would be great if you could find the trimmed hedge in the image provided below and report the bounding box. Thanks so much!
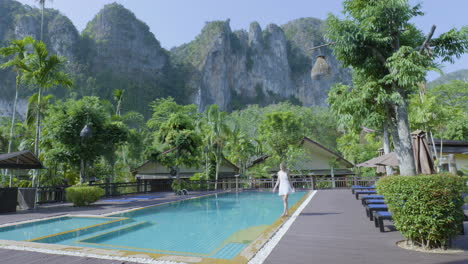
[66,186,105,207]
[376,174,464,249]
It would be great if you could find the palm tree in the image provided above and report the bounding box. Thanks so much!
[113,89,124,117]
[206,105,230,190]
[25,93,54,130]
[22,41,73,186]
[0,37,34,155]
[35,0,48,41]
[112,88,128,167]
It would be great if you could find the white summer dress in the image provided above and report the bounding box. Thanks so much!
[277,171,294,196]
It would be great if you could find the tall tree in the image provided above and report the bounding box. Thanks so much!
[326,0,468,175]
[0,37,34,155]
[225,124,256,176]
[112,88,127,165]
[156,113,202,179]
[258,111,304,163]
[41,97,128,184]
[35,0,47,41]
[113,89,124,117]
[205,105,230,189]
[22,40,73,186]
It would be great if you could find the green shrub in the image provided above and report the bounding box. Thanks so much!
[171,179,189,194]
[464,195,468,205]
[316,181,332,189]
[376,174,464,249]
[66,186,105,206]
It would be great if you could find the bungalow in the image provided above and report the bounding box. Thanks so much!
[133,158,239,181]
[250,137,354,177]
[429,139,468,174]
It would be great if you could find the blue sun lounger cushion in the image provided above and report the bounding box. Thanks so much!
[374,211,393,232]
[366,204,388,221]
[355,190,377,199]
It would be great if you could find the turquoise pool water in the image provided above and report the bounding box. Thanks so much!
[0,216,119,241]
[0,191,307,260]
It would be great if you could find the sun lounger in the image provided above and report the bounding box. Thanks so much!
[374,211,393,232]
[360,195,384,205]
[355,190,377,199]
[364,199,386,205]
[351,185,375,194]
[366,204,388,221]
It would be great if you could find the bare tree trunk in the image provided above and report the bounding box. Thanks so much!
[80,159,85,184]
[214,156,220,191]
[392,100,416,176]
[40,2,44,41]
[7,82,19,187]
[382,122,394,175]
[429,130,438,172]
[8,84,19,154]
[32,88,42,187]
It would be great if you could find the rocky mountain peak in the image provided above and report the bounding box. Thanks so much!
[248,21,262,47]
[1,0,352,118]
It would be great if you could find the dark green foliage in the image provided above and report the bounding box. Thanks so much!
[42,97,128,173]
[171,21,226,67]
[66,185,105,206]
[259,111,304,161]
[376,174,465,249]
[286,41,311,80]
[230,84,302,111]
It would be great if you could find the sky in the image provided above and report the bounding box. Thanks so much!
[16,0,468,81]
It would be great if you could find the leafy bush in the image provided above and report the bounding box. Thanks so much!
[464,195,468,205]
[66,186,104,206]
[171,179,189,194]
[316,181,332,189]
[376,174,464,249]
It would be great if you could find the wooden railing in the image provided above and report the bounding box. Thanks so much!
[26,176,380,204]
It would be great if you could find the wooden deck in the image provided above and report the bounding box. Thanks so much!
[0,248,139,264]
[264,189,468,264]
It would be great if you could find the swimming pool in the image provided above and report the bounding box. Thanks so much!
[0,191,308,262]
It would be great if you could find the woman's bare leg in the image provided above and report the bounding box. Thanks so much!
[282,194,289,216]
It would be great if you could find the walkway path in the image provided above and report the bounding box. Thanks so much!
[264,189,468,264]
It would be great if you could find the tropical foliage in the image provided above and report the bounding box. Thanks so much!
[326,0,468,175]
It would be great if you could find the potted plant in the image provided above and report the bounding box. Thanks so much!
[0,187,18,213]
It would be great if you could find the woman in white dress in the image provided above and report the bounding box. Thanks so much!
[272,163,294,217]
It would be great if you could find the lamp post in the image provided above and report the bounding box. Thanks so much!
[80,124,92,184]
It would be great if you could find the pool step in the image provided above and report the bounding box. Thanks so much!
[78,221,153,244]
[32,218,136,244]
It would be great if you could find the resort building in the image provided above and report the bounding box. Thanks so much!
[250,137,355,177]
[133,158,239,180]
[429,139,468,174]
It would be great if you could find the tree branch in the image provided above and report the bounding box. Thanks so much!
[308,42,336,51]
[419,25,436,54]
[365,45,387,65]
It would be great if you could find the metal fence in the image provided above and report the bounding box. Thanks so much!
[21,176,380,204]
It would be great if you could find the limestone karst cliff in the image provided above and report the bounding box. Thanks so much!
[0,0,351,117]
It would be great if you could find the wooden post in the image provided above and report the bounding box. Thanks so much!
[311,175,317,190]
[331,167,336,188]
[448,154,457,175]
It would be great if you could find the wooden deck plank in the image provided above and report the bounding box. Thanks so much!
[0,248,140,263]
[264,189,468,264]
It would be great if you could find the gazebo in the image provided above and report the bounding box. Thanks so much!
[0,150,44,170]
[0,150,43,212]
